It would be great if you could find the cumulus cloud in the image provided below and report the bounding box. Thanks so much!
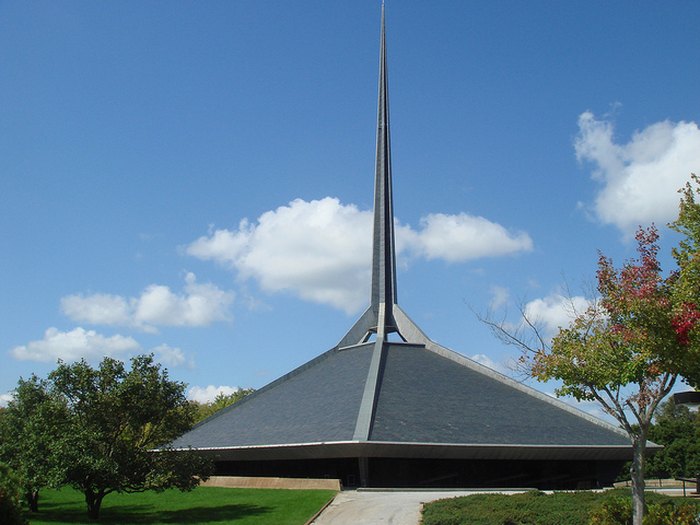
[152,344,188,368]
[471,353,509,375]
[489,286,510,310]
[523,294,592,338]
[10,328,193,368]
[187,197,532,313]
[189,198,372,313]
[61,273,234,332]
[187,385,244,404]
[11,327,140,363]
[575,112,700,235]
[408,213,532,262]
[0,393,14,408]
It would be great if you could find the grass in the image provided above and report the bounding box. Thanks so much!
[421,489,700,525]
[26,486,336,525]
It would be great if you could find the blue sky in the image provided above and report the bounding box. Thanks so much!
[2,1,700,416]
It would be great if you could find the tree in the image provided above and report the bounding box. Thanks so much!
[669,173,700,388]
[48,354,212,520]
[645,399,700,480]
[192,388,255,423]
[0,375,68,512]
[0,462,27,525]
[484,226,682,525]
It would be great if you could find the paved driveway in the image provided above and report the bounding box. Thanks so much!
[310,489,524,525]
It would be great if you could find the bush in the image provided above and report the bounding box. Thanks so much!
[644,502,699,525]
[421,490,700,525]
[0,463,27,525]
[588,496,631,525]
[422,490,601,525]
[588,496,700,525]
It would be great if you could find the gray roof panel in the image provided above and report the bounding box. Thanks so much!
[370,344,630,446]
[171,344,373,449]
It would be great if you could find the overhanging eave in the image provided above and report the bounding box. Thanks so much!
[177,440,638,462]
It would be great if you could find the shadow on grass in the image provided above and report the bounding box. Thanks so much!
[30,502,271,524]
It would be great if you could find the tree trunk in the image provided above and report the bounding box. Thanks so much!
[85,489,105,520]
[630,436,646,525]
[25,490,39,512]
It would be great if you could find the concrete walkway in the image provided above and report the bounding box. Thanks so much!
[309,489,527,525]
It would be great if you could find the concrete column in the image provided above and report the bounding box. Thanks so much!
[359,457,369,488]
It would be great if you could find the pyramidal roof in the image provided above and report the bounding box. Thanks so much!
[171,4,631,464]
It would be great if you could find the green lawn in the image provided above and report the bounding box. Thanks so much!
[26,486,336,525]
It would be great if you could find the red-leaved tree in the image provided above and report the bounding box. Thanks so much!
[485,226,690,525]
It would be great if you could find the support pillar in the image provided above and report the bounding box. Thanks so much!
[358,457,369,488]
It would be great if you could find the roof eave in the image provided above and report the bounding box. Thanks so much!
[174,440,638,462]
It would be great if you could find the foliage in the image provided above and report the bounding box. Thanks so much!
[192,388,255,423]
[643,502,700,525]
[670,173,700,389]
[589,496,700,525]
[0,375,69,512]
[588,496,632,525]
[47,354,212,519]
[421,490,700,525]
[422,490,601,525]
[485,226,681,525]
[0,462,27,525]
[645,399,700,479]
[535,227,677,431]
[479,182,700,525]
[27,486,336,525]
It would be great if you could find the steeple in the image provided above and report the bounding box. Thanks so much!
[338,2,417,348]
[370,1,398,336]
[337,3,430,350]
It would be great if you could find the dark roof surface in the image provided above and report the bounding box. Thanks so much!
[370,344,630,446]
[172,341,630,452]
[172,344,373,449]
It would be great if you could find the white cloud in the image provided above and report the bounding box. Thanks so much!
[11,327,140,363]
[575,112,700,235]
[187,385,243,404]
[152,343,188,368]
[188,198,372,313]
[60,293,131,326]
[61,273,234,332]
[523,294,592,338]
[471,353,509,375]
[489,286,510,310]
[0,393,14,408]
[408,213,533,262]
[187,197,532,313]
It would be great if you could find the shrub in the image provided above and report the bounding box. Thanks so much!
[421,490,700,525]
[422,490,601,525]
[643,502,699,525]
[588,496,700,525]
[588,496,632,525]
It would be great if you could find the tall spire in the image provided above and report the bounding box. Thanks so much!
[370,1,398,335]
[337,2,430,350]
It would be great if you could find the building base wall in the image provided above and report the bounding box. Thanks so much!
[214,457,625,490]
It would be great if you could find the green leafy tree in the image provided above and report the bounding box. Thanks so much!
[645,399,700,480]
[484,226,686,525]
[48,354,212,520]
[192,388,255,423]
[0,376,68,512]
[535,227,678,525]
[0,462,27,525]
[669,173,700,388]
